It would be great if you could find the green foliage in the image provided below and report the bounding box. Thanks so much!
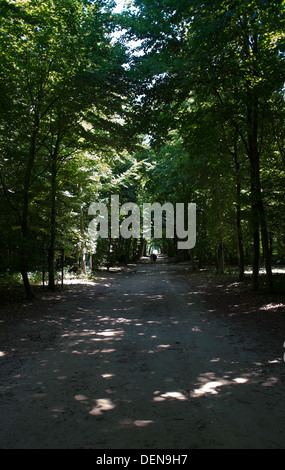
[0,0,140,292]
[121,0,285,287]
[0,0,284,297]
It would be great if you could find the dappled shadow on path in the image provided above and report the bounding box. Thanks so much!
[0,264,284,449]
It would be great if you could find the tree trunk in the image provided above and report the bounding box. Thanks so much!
[125,239,130,265]
[132,238,138,262]
[76,250,80,275]
[138,238,146,258]
[247,96,273,291]
[190,248,196,272]
[251,201,260,291]
[21,206,34,300]
[258,194,273,291]
[79,204,86,275]
[246,33,273,292]
[216,244,225,274]
[20,120,39,300]
[48,137,61,290]
[236,206,245,281]
[48,161,57,290]
[232,141,245,281]
[21,267,34,301]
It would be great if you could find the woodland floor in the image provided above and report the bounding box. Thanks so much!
[0,257,284,449]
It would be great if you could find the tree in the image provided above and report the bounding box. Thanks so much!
[0,0,134,297]
[123,0,285,290]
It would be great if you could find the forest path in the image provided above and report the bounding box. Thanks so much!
[0,261,284,449]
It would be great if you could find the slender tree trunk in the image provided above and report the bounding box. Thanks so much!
[75,185,86,275]
[247,95,273,291]
[132,238,138,262]
[125,239,130,265]
[190,248,196,272]
[20,268,33,301]
[246,33,273,292]
[143,239,147,257]
[257,192,273,291]
[48,159,57,290]
[20,120,39,300]
[21,208,34,300]
[48,137,61,290]
[76,250,80,275]
[232,143,244,281]
[79,203,86,275]
[236,201,244,281]
[216,244,225,274]
[137,237,145,260]
[107,239,112,271]
[275,134,285,169]
[251,197,260,291]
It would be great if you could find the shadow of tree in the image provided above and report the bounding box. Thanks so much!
[0,264,284,449]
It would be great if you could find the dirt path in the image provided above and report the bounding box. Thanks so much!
[0,261,284,449]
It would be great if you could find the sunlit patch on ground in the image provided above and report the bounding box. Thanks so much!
[260,303,284,311]
[153,391,188,402]
[89,398,116,416]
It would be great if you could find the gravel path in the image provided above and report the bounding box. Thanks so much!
[0,262,284,449]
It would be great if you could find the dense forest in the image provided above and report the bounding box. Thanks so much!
[0,0,284,300]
